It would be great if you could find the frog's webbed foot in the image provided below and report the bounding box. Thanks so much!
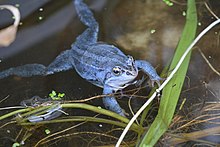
[135,60,162,87]
[102,86,125,117]
[135,76,145,87]
[150,78,162,87]
[0,50,73,79]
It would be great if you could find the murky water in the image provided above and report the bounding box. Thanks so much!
[0,0,220,146]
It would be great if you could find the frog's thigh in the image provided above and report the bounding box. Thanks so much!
[46,50,74,75]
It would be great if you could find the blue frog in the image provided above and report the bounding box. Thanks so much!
[0,0,161,116]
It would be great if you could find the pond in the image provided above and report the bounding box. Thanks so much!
[0,0,220,146]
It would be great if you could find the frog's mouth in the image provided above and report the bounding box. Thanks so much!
[107,80,137,91]
[119,79,137,89]
[106,72,138,91]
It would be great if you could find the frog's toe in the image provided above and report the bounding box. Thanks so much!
[119,111,126,117]
[122,109,129,117]
[111,107,126,117]
[150,77,163,87]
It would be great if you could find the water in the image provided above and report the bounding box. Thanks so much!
[0,0,220,146]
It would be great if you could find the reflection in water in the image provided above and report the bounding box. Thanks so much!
[103,0,184,66]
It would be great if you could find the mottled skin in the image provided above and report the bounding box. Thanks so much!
[0,0,161,116]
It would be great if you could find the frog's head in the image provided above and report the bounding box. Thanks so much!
[105,55,138,91]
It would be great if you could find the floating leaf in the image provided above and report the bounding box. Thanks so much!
[58,93,65,98]
[12,142,20,147]
[49,90,56,98]
[45,129,51,134]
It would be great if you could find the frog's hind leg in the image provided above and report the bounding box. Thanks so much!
[0,50,73,79]
[0,64,46,79]
[73,0,99,46]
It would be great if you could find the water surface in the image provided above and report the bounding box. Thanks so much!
[0,0,220,146]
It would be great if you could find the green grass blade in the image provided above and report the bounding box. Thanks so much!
[139,0,197,146]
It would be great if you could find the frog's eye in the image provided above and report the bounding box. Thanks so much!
[126,55,134,66]
[112,67,122,76]
[127,55,134,61]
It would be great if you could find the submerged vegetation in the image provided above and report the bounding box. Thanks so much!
[0,0,220,146]
[138,0,197,145]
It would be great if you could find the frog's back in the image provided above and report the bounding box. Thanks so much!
[71,43,127,86]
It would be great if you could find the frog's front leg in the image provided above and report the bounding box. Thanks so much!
[102,85,125,117]
[135,60,162,86]
[0,50,73,79]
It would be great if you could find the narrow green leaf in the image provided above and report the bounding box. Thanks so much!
[139,0,197,146]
